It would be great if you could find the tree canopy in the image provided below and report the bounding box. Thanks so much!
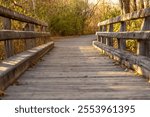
[0,0,149,35]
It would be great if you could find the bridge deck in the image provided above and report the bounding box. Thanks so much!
[2,35,150,99]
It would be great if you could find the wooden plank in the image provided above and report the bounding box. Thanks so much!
[0,30,50,41]
[96,31,150,40]
[2,36,150,100]
[0,6,47,26]
[0,42,54,90]
[99,7,150,26]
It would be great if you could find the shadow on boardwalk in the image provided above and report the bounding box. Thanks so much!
[2,35,150,100]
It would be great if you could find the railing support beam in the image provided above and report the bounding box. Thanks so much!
[118,22,126,50]
[24,23,35,49]
[102,25,107,44]
[139,17,150,57]
[3,18,14,58]
[107,24,113,46]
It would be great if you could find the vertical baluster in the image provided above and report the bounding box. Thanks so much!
[30,24,35,47]
[24,23,30,49]
[137,17,150,56]
[107,24,113,46]
[3,18,13,58]
[41,26,47,43]
[97,26,103,42]
[137,41,145,55]
[24,23,35,49]
[118,22,126,50]
[102,25,107,44]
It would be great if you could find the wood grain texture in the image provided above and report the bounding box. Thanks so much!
[118,22,126,50]
[93,41,150,80]
[0,30,50,41]
[96,31,150,40]
[3,17,14,58]
[2,35,150,100]
[140,17,150,57]
[0,42,54,91]
[99,7,150,26]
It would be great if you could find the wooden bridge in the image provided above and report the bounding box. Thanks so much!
[0,6,150,99]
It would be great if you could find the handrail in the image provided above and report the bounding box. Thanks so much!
[0,6,53,90]
[0,6,48,27]
[0,30,50,41]
[95,7,150,80]
[96,7,150,57]
[96,31,150,40]
[0,6,51,58]
[98,7,150,26]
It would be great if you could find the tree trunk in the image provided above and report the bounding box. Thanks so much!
[139,0,144,9]
[123,0,130,14]
[32,0,36,11]
[119,0,130,14]
[133,0,137,11]
[119,0,124,14]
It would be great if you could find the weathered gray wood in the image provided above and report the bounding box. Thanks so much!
[102,25,107,44]
[137,40,146,55]
[29,24,36,48]
[0,42,54,91]
[140,17,150,57]
[0,6,47,26]
[24,24,31,49]
[2,36,150,100]
[3,18,14,58]
[99,7,150,26]
[97,26,103,42]
[93,41,150,79]
[97,7,150,58]
[96,31,150,40]
[107,24,113,46]
[41,26,47,43]
[118,22,126,50]
[0,30,50,41]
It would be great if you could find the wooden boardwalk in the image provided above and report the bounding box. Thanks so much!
[2,35,150,99]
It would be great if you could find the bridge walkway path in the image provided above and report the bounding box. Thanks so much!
[2,35,150,99]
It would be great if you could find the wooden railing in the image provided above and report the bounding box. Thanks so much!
[0,6,51,58]
[0,6,54,90]
[94,7,150,80]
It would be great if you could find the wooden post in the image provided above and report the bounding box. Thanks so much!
[138,17,150,57]
[41,26,47,43]
[97,26,103,42]
[102,25,107,44]
[107,24,113,46]
[137,40,145,55]
[30,24,36,47]
[118,22,126,50]
[24,23,35,49]
[3,18,14,58]
[24,24,30,49]
[99,26,102,31]
[99,26,103,43]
